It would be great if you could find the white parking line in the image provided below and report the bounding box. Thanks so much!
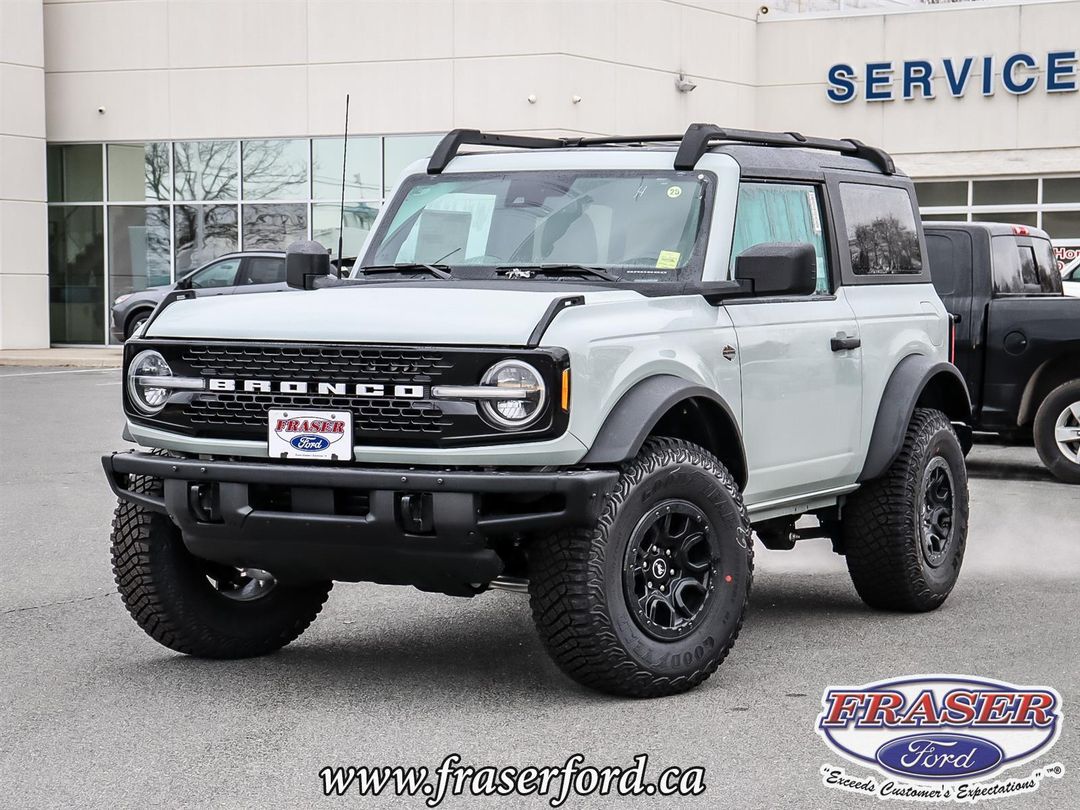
[0,367,120,379]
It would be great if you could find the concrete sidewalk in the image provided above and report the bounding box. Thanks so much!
[0,347,122,368]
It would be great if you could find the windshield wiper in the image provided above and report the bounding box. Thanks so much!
[358,262,452,280]
[497,263,618,282]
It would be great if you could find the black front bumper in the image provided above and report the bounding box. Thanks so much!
[102,451,617,594]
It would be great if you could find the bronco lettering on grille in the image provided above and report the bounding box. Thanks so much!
[207,379,426,398]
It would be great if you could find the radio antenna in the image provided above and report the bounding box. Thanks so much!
[336,93,350,269]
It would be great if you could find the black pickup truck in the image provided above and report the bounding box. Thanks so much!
[925,222,1080,483]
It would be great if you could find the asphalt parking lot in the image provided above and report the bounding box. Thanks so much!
[1,366,1076,809]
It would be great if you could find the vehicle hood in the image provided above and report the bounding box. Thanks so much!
[144,282,644,346]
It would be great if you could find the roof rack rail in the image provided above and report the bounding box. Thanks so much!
[428,130,573,174]
[672,123,895,175]
[427,124,895,176]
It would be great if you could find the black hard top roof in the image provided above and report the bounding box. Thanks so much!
[923,221,1051,239]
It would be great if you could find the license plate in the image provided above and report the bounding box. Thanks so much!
[268,409,353,461]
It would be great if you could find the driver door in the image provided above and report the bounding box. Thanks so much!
[725,182,864,504]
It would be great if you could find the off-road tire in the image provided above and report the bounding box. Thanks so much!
[843,408,968,612]
[111,467,332,657]
[528,438,753,698]
[1033,380,1080,484]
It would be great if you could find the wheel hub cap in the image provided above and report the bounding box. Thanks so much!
[623,500,720,641]
[1053,401,1080,464]
[920,457,955,569]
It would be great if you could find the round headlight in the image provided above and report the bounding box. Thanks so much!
[479,360,547,430]
[128,350,173,414]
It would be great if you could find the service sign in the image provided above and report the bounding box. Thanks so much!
[817,675,1064,802]
[268,409,353,461]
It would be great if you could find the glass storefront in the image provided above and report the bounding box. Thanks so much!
[916,176,1080,241]
[45,135,442,343]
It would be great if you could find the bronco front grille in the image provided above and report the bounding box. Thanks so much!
[126,341,568,448]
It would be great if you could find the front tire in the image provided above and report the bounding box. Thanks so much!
[528,438,753,698]
[843,408,968,612]
[1033,380,1080,484]
[111,471,332,658]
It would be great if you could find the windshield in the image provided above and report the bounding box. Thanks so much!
[362,171,711,282]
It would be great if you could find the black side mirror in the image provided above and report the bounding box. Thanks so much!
[286,240,333,290]
[734,242,818,296]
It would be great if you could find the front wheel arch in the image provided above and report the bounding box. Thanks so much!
[579,375,747,490]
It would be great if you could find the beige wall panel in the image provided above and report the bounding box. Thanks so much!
[755,83,884,144]
[310,60,454,135]
[45,70,171,141]
[881,80,1020,154]
[881,5,1021,66]
[0,200,47,275]
[614,1,682,75]
[1,63,46,139]
[756,15,884,88]
[561,0,618,63]
[169,66,309,139]
[680,6,755,85]
[453,0,561,58]
[44,0,167,73]
[613,66,753,134]
[452,55,564,131]
[310,0,453,63]
[167,0,307,69]
[0,272,50,348]
[1,0,45,68]
[0,133,46,202]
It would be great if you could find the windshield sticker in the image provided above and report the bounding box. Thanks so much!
[656,250,681,269]
[667,186,683,199]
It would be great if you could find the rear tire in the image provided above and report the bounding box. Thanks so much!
[528,438,753,698]
[1033,380,1080,484]
[110,470,332,658]
[843,408,968,612]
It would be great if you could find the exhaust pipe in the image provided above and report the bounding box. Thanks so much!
[488,576,529,594]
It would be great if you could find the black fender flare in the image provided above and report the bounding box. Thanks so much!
[579,375,747,484]
[859,354,972,482]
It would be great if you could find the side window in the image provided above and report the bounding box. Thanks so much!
[1033,238,1064,293]
[991,236,1024,294]
[925,233,957,297]
[839,184,922,275]
[730,183,829,294]
[243,257,286,285]
[188,257,241,289]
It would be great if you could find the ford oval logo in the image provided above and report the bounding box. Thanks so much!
[875,733,1004,780]
[290,435,330,452]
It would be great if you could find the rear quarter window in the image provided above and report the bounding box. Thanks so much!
[840,183,923,276]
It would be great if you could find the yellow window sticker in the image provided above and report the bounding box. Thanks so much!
[656,250,681,269]
[667,186,682,199]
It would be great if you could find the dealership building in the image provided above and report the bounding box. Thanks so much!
[1,0,1077,348]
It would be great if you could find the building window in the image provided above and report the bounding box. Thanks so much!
[48,206,104,344]
[175,204,238,275]
[47,145,103,203]
[108,206,171,299]
[174,141,238,201]
[917,174,1080,269]
[107,143,170,201]
[313,137,381,200]
[44,133,444,343]
[241,139,308,200]
[242,203,307,250]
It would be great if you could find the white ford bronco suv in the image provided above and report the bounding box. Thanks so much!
[104,125,972,698]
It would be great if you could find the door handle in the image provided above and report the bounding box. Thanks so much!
[831,333,861,352]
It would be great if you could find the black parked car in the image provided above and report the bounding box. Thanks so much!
[111,251,286,342]
[925,222,1080,483]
